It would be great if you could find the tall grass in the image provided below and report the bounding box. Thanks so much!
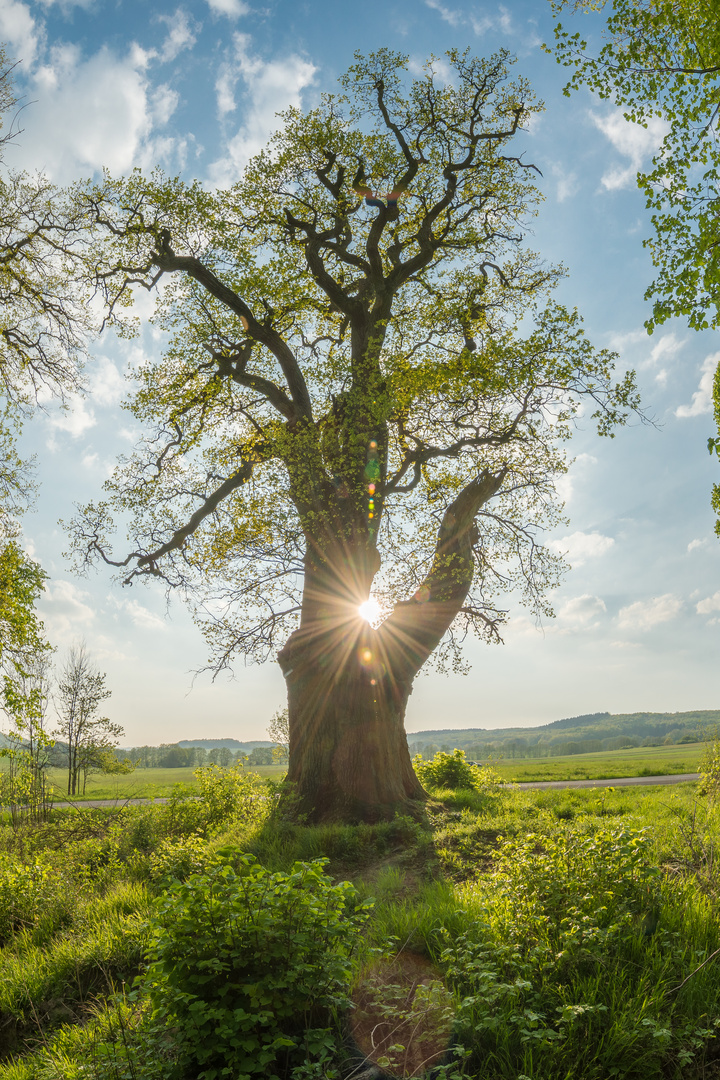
[1,772,719,1079]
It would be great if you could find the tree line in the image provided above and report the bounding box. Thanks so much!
[411,730,701,762]
[115,743,286,769]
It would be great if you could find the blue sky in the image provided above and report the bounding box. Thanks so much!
[2,0,719,745]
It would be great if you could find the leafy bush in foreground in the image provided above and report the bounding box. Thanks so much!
[138,854,372,1079]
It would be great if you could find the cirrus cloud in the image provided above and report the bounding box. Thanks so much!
[209,34,317,185]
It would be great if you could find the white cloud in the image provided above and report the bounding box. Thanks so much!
[607,327,647,354]
[88,355,127,408]
[470,6,513,34]
[81,450,99,470]
[14,42,182,182]
[549,530,614,566]
[39,579,96,640]
[0,0,39,67]
[590,111,668,191]
[555,452,597,505]
[688,538,709,552]
[120,598,167,631]
[675,352,719,418]
[647,332,684,366]
[550,163,579,203]
[44,354,126,443]
[423,1,514,36]
[47,397,96,440]
[697,590,720,616]
[425,0,463,27]
[209,35,317,185]
[36,0,95,12]
[206,0,249,17]
[215,68,237,116]
[157,9,198,63]
[557,594,607,627]
[617,593,682,631]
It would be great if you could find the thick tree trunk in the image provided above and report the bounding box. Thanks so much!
[278,469,506,824]
[279,621,426,824]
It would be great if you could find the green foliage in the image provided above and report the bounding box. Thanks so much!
[193,761,268,826]
[547,0,720,533]
[137,855,371,1079]
[414,748,502,792]
[69,49,640,682]
[0,880,150,1059]
[0,544,54,825]
[699,733,720,797]
[0,46,91,409]
[5,783,720,1080]
[0,856,70,946]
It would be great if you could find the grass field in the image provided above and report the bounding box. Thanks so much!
[0,763,288,802]
[0,745,706,801]
[2,772,720,1079]
[487,741,704,782]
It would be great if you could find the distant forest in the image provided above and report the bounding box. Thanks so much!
[114,740,282,769]
[407,710,720,760]
[4,711,715,767]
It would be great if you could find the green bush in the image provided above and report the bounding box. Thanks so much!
[147,833,214,884]
[194,762,270,829]
[0,856,73,946]
[414,749,501,792]
[139,854,372,1079]
[699,736,720,797]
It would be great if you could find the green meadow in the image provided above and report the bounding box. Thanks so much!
[1,744,703,806]
[490,742,704,783]
[0,763,288,802]
[2,760,720,1079]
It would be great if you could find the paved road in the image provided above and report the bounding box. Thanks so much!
[37,773,701,810]
[512,772,700,791]
[38,796,173,810]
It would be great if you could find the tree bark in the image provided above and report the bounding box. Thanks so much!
[278,469,505,824]
[279,618,426,824]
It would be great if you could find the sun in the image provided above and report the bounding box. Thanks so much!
[358,597,382,624]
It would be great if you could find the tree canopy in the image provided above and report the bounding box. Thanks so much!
[0,45,91,412]
[548,0,720,532]
[0,44,88,734]
[70,49,639,821]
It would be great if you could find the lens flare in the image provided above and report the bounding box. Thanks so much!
[358,598,381,623]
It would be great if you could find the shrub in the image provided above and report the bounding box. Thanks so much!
[414,749,501,793]
[194,762,270,829]
[139,854,372,1079]
[699,735,720,797]
[0,856,73,946]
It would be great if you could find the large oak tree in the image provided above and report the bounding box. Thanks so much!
[72,50,638,823]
